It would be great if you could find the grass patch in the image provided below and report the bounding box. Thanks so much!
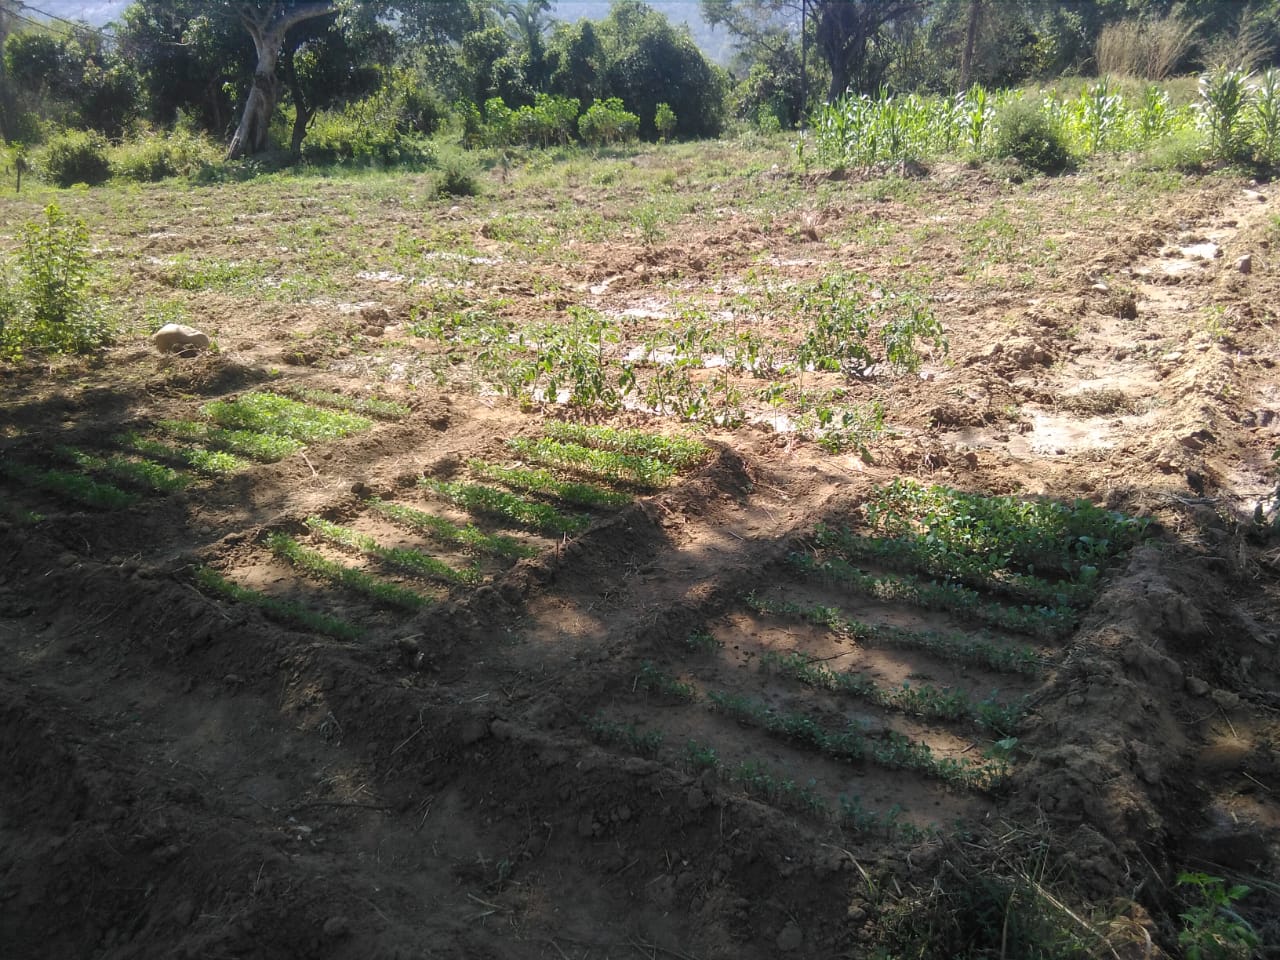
[507,437,676,488]
[543,422,709,469]
[760,650,1024,736]
[305,517,480,584]
[420,478,589,535]
[56,447,189,493]
[469,460,632,509]
[366,497,536,559]
[788,552,1076,640]
[266,531,430,611]
[158,419,303,462]
[202,392,372,442]
[746,593,1042,676]
[276,384,410,421]
[194,567,362,640]
[119,433,249,476]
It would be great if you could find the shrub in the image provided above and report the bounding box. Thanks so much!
[578,98,640,146]
[435,155,481,197]
[111,131,221,182]
[300,109,433,166]
[1,203,111,360]
[992,99,1074,173]
[655,102,677,140]
[39,129,111,187]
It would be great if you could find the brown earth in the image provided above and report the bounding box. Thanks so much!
[2,147,1279,959]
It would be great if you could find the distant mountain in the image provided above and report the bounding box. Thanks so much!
[23,0,735,64]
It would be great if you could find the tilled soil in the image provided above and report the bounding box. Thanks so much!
[2,148,1279,959]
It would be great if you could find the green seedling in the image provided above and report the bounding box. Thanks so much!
[366,498,536,559]
[635,661,697,700]
[507,437,675,489]
[56,447,189,493]
[305,517,480,584]
[420,478,589,536]
[119,433,248,476]
[747,593,1042,676]
[585,715,664,757]
[685,630,722,654]
[157,419,303,462]
[468,460,631,509]
[684,739,720,772]
[731,760,828,816]
[203,392,372,442]
[195,567,363,641]
[0,460,137,510]
[277,384,410,420]
[542,422,710,469]
[267,531,430,611]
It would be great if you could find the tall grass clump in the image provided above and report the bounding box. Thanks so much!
[1095,12,1199,80]
[38,130,111,187]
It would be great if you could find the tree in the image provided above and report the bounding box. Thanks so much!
[499,0,554,90]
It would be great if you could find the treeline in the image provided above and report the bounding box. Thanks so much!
[1,0,1279,180]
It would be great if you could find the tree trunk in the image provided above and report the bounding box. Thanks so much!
[958,0,983,91]
[226,3,337,160]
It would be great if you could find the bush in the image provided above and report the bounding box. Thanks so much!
[578,98,639,146]
[39,129,111,187]
[1144,127,1207,172]
[301,108,434,166]
[655,102,677,140]
[0,203,112,361]
[111,131,222,182]
[992,99,1074,173]
[435,155,481,197]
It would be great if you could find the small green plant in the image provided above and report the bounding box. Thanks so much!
[1176,872,1259,960]
[507,437,675,489]
[420,478,589,535]
[542,422,709,469]
[157,420,303,462]
[684,630,722,654]
[195,567,362,640]
[635,661,696,700]
[655,102,678,141]
[267,531,430,610]
[0,460,136,510]
[119,433,248,476]
[276,384,409,420]
[578,98,640,146]
[366,497,536,559]
[468,460,631,509]
[202,393,372,442]
[57,447,189,494]
[305,517,480,584]
[731,760,828,815]
[684,739,720,771]
[585,715,664,756]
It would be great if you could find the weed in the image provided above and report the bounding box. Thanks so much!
[685,630,722,654]
[1176,872,1259,960]
[366,498,536,559]
[276,384,410,420]
[157,420,303,462]
[635,661,697,700]
[468,460,632,509]
[202,393,372,442]
[731,760,828,815]
[305,517,480,584]
[57,447,189,494]
[684,739,720,772]
[542,422,709,469]
[266,531,430,610]
[420,478,589,535]
[194,567,362,640]
[585,715,663,757]
[507,437,675,489]
[0,460,136,509]
[119,433,248,476]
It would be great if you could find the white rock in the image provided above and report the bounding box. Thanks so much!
[152,323,210,354]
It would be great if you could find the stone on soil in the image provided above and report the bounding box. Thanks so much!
[152,323,211,354]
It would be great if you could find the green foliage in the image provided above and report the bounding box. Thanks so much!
[366,497,537,559]
[468,460,632,509]
[157,420,303,462]
[0,459,136,510]
[993,98,1074,172]
[305,517,480,584]
[201,393,372,443]
[39,129,112,186]
[118,433,248,476]
[654,101,677,140]
[1199,66,1253,163]
[111,131,221,182]
[506,436,676,489]
[195,567,361,641]
[56,447,189,494]
[578,97,639,146]
[276,384,409,420]
[1,204,111,361]
[542,422,709,469]
[1252,68,1280,166]
[585,715,664,756]
[434,154,481,197]
[420,478,589,535]
[1145,126,1207,172]
[267,531,430,611]
[301,105,434,166]
[1176,873,1259,960]
[482,93,581,147]
[635,661,696,700]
